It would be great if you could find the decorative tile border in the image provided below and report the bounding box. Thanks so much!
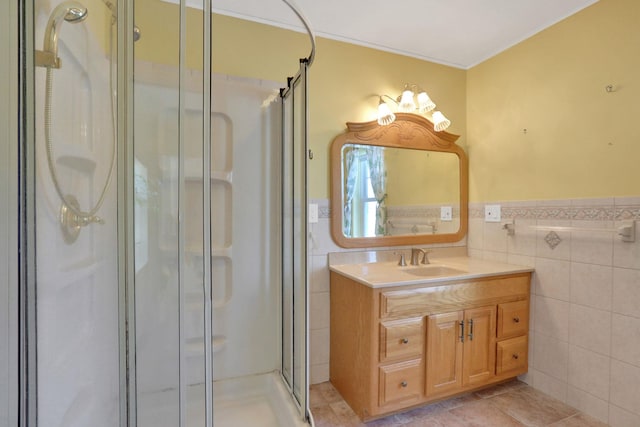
[318,205,331,219]
[470,201,640,221]
[616,206,640,220]
[387,205,461,219]
[313,201,461,220]
[316,198,640,221]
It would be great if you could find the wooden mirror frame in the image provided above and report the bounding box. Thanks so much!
[330,113,468,248]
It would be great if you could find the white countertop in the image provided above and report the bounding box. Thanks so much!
[329,256,533,288]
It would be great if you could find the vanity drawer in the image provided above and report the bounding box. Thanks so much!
[496,335,528,375]
[379,317,425,362]
[378,359,423,407]
[497,300,529,339]
[379,275,530,318]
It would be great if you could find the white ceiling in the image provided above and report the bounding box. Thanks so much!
[212,0,599,69]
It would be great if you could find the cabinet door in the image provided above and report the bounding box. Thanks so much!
[425,311,463,397]
[462,306,496,387]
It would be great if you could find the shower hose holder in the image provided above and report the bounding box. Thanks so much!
[59,194,105,244]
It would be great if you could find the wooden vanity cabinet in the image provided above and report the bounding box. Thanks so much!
[330,271,531,421]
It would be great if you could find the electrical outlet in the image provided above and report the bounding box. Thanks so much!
[308,203,318,223]
[441,206,452,221]
[485,204,501,222]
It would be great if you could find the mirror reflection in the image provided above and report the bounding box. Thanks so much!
[341,144,460,238]
[330,113,468,248]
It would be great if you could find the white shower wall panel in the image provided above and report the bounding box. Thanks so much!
[34,3,120,425]
[210,76,282,381]
[134,68,282,393]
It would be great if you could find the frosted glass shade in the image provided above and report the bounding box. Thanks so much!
[377,100,396,126]
[417,91,436,113]
[432,111,451,132]
[398,89,416,112]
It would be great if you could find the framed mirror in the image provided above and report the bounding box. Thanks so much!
[330,113,468,248]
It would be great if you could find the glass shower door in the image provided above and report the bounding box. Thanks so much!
[281,59,309,419]
[22,0,310,425]
[133,0,212,426]
[30,0,122,424]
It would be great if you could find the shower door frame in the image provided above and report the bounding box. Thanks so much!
[280,58,310,423]
[16,0,38,424]
[116,0,137,425]
[3,0,21,423]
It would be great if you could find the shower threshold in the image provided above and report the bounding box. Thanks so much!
[137,371,309,427]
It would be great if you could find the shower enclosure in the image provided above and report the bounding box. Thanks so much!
[14,0,314,425]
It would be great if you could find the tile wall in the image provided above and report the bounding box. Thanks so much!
[468,197,640,426]
[308,196,640,427]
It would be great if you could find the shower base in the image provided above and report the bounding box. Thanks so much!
[137,371,309,427]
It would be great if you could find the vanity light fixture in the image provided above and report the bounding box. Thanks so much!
[376,83,451,131]
[398,84,437,113]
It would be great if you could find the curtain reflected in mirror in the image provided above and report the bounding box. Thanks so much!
[342,145,387,237]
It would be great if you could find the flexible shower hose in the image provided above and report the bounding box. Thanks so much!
[43,42,116,221]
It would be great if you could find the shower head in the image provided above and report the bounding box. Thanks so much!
[63,5,88,22]
[43,1,88,62]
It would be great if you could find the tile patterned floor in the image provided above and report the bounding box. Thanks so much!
[309,380,609,426]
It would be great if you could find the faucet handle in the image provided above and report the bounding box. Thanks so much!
[421,250,432,264]
[398,253,407,266]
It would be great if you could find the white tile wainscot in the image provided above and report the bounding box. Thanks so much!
[469,197,640,426]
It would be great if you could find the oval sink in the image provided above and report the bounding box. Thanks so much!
[403,265,467,277]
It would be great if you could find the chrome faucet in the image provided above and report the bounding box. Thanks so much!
[410,248,432,265]
[410,248,423,265]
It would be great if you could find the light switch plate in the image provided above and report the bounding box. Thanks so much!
[441,206,452,221]
[485,204,501,222]
[308,203,318,223]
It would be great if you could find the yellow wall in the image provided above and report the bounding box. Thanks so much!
[467,0,640,202]
[133,1,639,203]
[133,7,467,200]
[205,14,467,199]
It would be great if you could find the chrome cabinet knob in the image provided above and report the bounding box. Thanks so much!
[400,381,408,388]
[401,338,409,344]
